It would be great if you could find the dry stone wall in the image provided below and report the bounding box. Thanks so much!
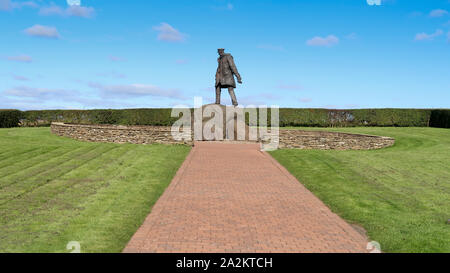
[279,130,395,150]
[51,123,395,150]
[51,122,192,145]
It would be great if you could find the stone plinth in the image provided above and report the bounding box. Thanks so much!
[193,104,252,141]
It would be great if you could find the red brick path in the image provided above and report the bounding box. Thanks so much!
[123,142,368,253]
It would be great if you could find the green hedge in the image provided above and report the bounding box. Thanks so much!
[350,109,432,127]
[17,108,443,128]
[275,108,431,127]
[0,110,23,128]
[429,110,450,128]
[22,109,179,127]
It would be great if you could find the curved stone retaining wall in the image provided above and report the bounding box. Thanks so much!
[51,123,395,150]
[278,130,395,150]
[51,122,192,145]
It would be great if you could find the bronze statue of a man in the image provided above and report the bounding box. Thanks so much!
[215,48,242,106]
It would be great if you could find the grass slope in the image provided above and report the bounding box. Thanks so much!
[270,127,450,253]
[0,127,190,253]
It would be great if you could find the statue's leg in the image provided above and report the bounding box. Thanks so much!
[215,86,221,104]
[228,87,238,106]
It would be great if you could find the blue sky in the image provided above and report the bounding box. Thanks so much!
[1,0,449,110]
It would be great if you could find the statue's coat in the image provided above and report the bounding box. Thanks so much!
[215,54,241,88]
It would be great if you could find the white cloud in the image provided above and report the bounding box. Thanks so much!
[7,54,32,63]
[24,24,60,38]
[429,9,448,18]
[414,29,443,41]
[39,4,94,18]
[1,0,37,11]
[1,85,146,110]
[306,35,339,47]
[4,86,75,99]
[38,5,64,16]
[153,23,186,42]
[0,0,11,10]
[66,5,94,18]
[0,97,100,110]
[88,82,185,99]
[13,1,37,9]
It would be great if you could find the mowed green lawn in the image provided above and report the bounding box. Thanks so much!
[0,127,190,253]
[271,127,450,253]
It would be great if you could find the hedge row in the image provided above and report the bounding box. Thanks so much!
[10,108,447,128]
[429,110,450,128]
[22,109,179,127]
[277,108,432,127]
[0,110,23,128]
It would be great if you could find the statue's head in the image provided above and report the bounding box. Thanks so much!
[218,48,225,56]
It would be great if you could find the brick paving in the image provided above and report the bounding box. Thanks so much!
[123,142,368,253]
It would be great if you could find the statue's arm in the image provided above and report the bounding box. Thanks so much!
[228,56,242,83]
